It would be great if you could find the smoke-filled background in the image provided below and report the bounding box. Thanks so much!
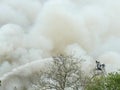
[0,0,120,89]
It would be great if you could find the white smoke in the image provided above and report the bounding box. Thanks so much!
[0,0,120,89]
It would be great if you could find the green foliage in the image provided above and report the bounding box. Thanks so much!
[85,72,120,90]
[85,76,105,90]
[105,72,120,90]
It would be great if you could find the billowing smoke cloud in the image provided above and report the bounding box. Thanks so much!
[0,0,120,89]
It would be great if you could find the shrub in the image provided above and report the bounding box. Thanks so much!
[85,72,120,90]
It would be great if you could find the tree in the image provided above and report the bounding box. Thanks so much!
[105,72,120,90]
[32,54,88,90]
[85,72,120,90]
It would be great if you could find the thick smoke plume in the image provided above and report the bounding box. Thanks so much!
[0,0,120,89]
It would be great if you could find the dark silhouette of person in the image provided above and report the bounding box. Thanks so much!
[96,61,102,70]
[96,61,105,71]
